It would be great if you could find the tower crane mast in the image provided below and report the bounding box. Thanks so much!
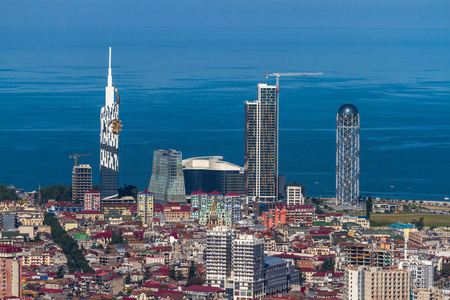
[263,72,323,200]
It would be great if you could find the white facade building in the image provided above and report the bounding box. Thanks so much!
[399,258,434,290]
[206,226,235,290]
[232,234,265,300]
[286,186,304,206]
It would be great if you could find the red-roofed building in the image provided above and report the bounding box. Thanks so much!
[84,190,101,211]
[163,202,191,222]
[183,285,226,299]
[0,245,22,298]
[263,205,315,229]
[75,210,105,221]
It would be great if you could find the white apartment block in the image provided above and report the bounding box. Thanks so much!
[286,186,304,206]
[206,226,235,290]
[232,234,265,300]
[399,258,434,290]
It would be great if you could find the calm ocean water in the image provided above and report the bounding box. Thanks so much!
[0,26,449,200]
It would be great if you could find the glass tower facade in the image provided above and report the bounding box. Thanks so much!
[148,149,186,204]
[245,83,278,202]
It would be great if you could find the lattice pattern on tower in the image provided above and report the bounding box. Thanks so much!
[336,104,360,206]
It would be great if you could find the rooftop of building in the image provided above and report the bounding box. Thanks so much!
[182,156,243,172]
[338,103,358,115]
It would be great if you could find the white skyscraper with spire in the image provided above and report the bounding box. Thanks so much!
[100,47,121,199]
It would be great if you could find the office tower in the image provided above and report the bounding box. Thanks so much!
[206,226,236,290]
[84,189,101,211]
[399,258,434,290]
[0,245,22,298]
[72,164,92,202]
[336,103,360,206]
[183,156,246,195]
[233,234,265,300]
[149,149,186,204]
[138,190,154,224]
[345,266,411,300]
[245,83,278,202]
[286,186,305,205]
[100,47,121,199]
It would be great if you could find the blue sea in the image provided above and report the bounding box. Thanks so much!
[0,26,449,200]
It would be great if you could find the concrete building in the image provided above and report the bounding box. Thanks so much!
[336,103,360,206]
[345,266,411,300]
[149,149,186,204]
[72,164,92,202]
[183,156,245,195]
[206,226,235,290]
[415,288,443,300]
[399,258,434,290]
[0,245,22,298]
[286,186,304,206]
[100,47,121,199]
[262,205,315,229]
[233,233,265,300]
[84,189,101,211]
[138,190,154,225]
[245,83,278,203]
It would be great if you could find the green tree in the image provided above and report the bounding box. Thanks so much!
[44,213,94,273]
[188,261,197,279]
[143,267,151,281]
[169,268,176,280]
[186,276,205,287]
[119,184,138,200]
[320,257,335,272]
[176,270,184,281]
[41,185,72,203]
[412,217,425,231]
[0,185,18,200]
[125,273,131,284]
[56,266,65,279]
[366,196,373,219]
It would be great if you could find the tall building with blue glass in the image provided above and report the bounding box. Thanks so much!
[148,149,186,204]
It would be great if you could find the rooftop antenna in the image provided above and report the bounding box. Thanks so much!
[107,47,112,87]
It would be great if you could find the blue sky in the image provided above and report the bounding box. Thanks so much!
[2,0,449,29]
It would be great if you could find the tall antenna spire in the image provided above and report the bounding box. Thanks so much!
[107,47,112,87]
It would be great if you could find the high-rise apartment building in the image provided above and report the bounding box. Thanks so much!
[245,83,278,203]
[100,47,121,199]
[345,266,411,300]
[0,245,22,298]
[336,103,360,206]
[72,164,92,202]
[138,190,154,225]
[206,226,235,290]
[399,258,434,290]
[149,149,186,204]
[233,233,265,300]
[206,228,298,300]
[224,192,243,223]
[183,156,245,195]
[286,186,305,205]
[84,189,101,211]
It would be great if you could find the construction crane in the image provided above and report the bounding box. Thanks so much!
[264,72,323,89]
[69,153,91,202]
[263,72,323,199]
